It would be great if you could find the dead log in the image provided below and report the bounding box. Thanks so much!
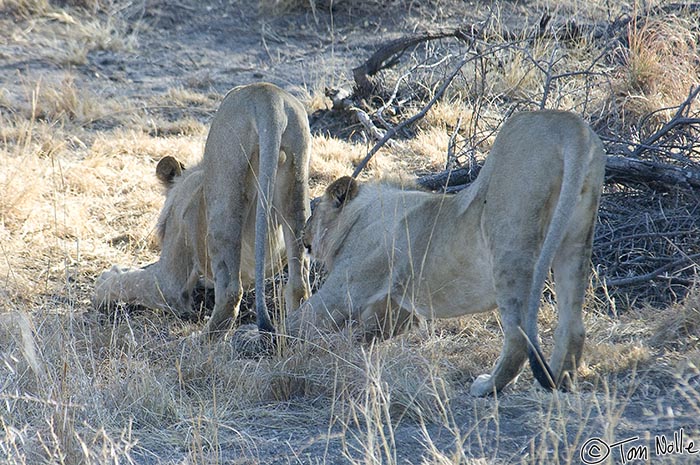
[417,155,700,193]
[605,156,700,191]
[352,30,471,96]
[417,165,481,191]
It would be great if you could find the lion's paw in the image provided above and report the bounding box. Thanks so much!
[470,374,496,397]
[92,265,130,310]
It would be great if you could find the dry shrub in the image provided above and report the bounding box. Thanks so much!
[89,130,204,165]
[1,0,107,16]
[486,46,545,102]
[0,150,47,229]
[257,0,459,21]
[68,14,139,54]
[583,342,651,376]
[165,87,218,108]
[422,100,476,131]
[60,0,106,12]
[146,117,208,137]
[4,3,138,69]
[396,101,478,173]
[414,314,503,386]
[0,312,44,395]
[257,0,313,14]
[281,334,453,423]
[625,15,698,98]
[307,88,333,113]
[402,127,452,172]
[257,0,368,15]
[1,113,69,159]
[0,115,90,281]
[0,310,149,464]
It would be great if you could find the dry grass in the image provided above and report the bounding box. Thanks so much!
[1,0,699,463]
[611,13,700,126]
[2,288,698,463]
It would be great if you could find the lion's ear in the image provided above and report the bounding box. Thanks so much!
[156,156,185,187]
[325,176,359,208]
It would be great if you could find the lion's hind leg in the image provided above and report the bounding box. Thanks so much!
[549,208,597,389]
[203,248,244,340]
[470,263,533,396]
[470,312,529,396]
[201,187,245,341]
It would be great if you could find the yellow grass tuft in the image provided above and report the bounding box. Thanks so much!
[612,14,700,125]
[403,126,453,172]
[0,150,47,230]
[649,287,700,350]
[309,134,402,193]
[422,100,476,130]
[30,75,108,124]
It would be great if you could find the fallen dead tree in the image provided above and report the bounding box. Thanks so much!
[416,153,700,193]
[605,155,700,191]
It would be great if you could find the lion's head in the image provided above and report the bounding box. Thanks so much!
[302,176,359,264]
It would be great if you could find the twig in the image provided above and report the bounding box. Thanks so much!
[445,114,463,171]
[602,253,700,287]
[374,69,412,130]
[353,108,396,147]
[596,230,698,249]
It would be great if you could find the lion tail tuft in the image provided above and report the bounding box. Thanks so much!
[528,344,556,391]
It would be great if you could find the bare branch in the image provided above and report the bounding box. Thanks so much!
[605,155,700,191]
[353,108,396,148]
[352,52,474,179]
[419,155,700,193]
[602,253,700,288]
[352,30,471,96]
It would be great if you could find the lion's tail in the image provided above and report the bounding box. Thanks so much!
[253,96,286,334]
[525,129,597,391]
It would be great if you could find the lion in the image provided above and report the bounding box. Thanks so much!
[93,82,312,339]
[283,110,606,396]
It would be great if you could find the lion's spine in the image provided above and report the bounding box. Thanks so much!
[525,125,595,390]
[253,96,285,334]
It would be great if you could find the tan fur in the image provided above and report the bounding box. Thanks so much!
[94,83,311,339]
[288,110,606,396]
